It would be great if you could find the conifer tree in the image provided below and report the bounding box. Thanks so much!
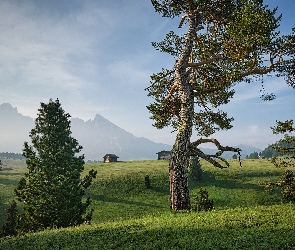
[147,0,295,210]
[271,120,295,167]
[15,99,97,232]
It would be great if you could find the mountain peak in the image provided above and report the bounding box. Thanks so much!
[94,113,104,119]
[0,103,171,160]
[94,113,110,122]
[0,103,18,113]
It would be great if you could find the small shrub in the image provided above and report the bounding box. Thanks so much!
[188,157,203,181]
[145,175,151,189]
[193,187,214,212]
[1,200,18,237]
[281,170,295,203]
[264,170,295,204]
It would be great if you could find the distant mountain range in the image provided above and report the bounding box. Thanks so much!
[70,114,172,161]
[0,103,262,161]
[199,144,263,159]
[0,103,171,161]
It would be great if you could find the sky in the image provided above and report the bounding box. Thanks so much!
[0,0,294,150]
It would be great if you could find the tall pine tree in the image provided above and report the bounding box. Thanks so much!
[15,99,97,232]
[147,0,295,210]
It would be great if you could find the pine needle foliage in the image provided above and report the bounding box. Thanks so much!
[281,170,295,203]
[0,200,18,237]
[15,99,97,233]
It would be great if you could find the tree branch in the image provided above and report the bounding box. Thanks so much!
[189,146,228,168]
[178,5,208,28]
[187,54,224,68]
[189,138,242,168]
[165,82,179,101]
[179,14,188,28]
[192,138,240,152]
[239,54,275,78]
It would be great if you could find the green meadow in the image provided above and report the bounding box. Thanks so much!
[1,158,295,249]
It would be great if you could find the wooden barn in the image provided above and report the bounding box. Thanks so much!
[156,150,171,160]
[103,154,119,162]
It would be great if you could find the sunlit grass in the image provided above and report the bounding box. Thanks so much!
[1,158,295,249]
[1,204,295,249]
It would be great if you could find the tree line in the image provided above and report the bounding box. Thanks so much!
[0,152,25,160]
[243,139,295,159]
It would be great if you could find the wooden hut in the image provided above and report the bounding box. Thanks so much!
[156,150,171,160]
[103,154,119,162]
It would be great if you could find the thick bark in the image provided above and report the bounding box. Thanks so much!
[169,125,192,210]
[169,14,197,211]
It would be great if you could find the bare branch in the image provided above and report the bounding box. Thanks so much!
[189,138,242,168]
[192,138,240,152]
[196,95,211,112]
[239,54,275,78]
[189,146,228,168]
[178,5,209,29]
[179,14,188,28]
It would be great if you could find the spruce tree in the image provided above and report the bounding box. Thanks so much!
[15,99,97,232]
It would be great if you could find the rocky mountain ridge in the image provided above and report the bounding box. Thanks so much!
[0,103,171,160]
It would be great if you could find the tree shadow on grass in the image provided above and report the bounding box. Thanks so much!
[189,170,284,208]
[89,194,165,209]
[233,170,283,179]
[189,170,273,191]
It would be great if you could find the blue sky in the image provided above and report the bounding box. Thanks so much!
[0,0,294,149]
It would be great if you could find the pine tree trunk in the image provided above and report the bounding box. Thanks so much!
[169,14,197,210]
[169,123,192,210]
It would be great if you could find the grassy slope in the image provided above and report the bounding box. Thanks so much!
[1,158,295,249]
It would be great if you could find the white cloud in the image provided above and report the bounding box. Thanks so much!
[0,1,101,95]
